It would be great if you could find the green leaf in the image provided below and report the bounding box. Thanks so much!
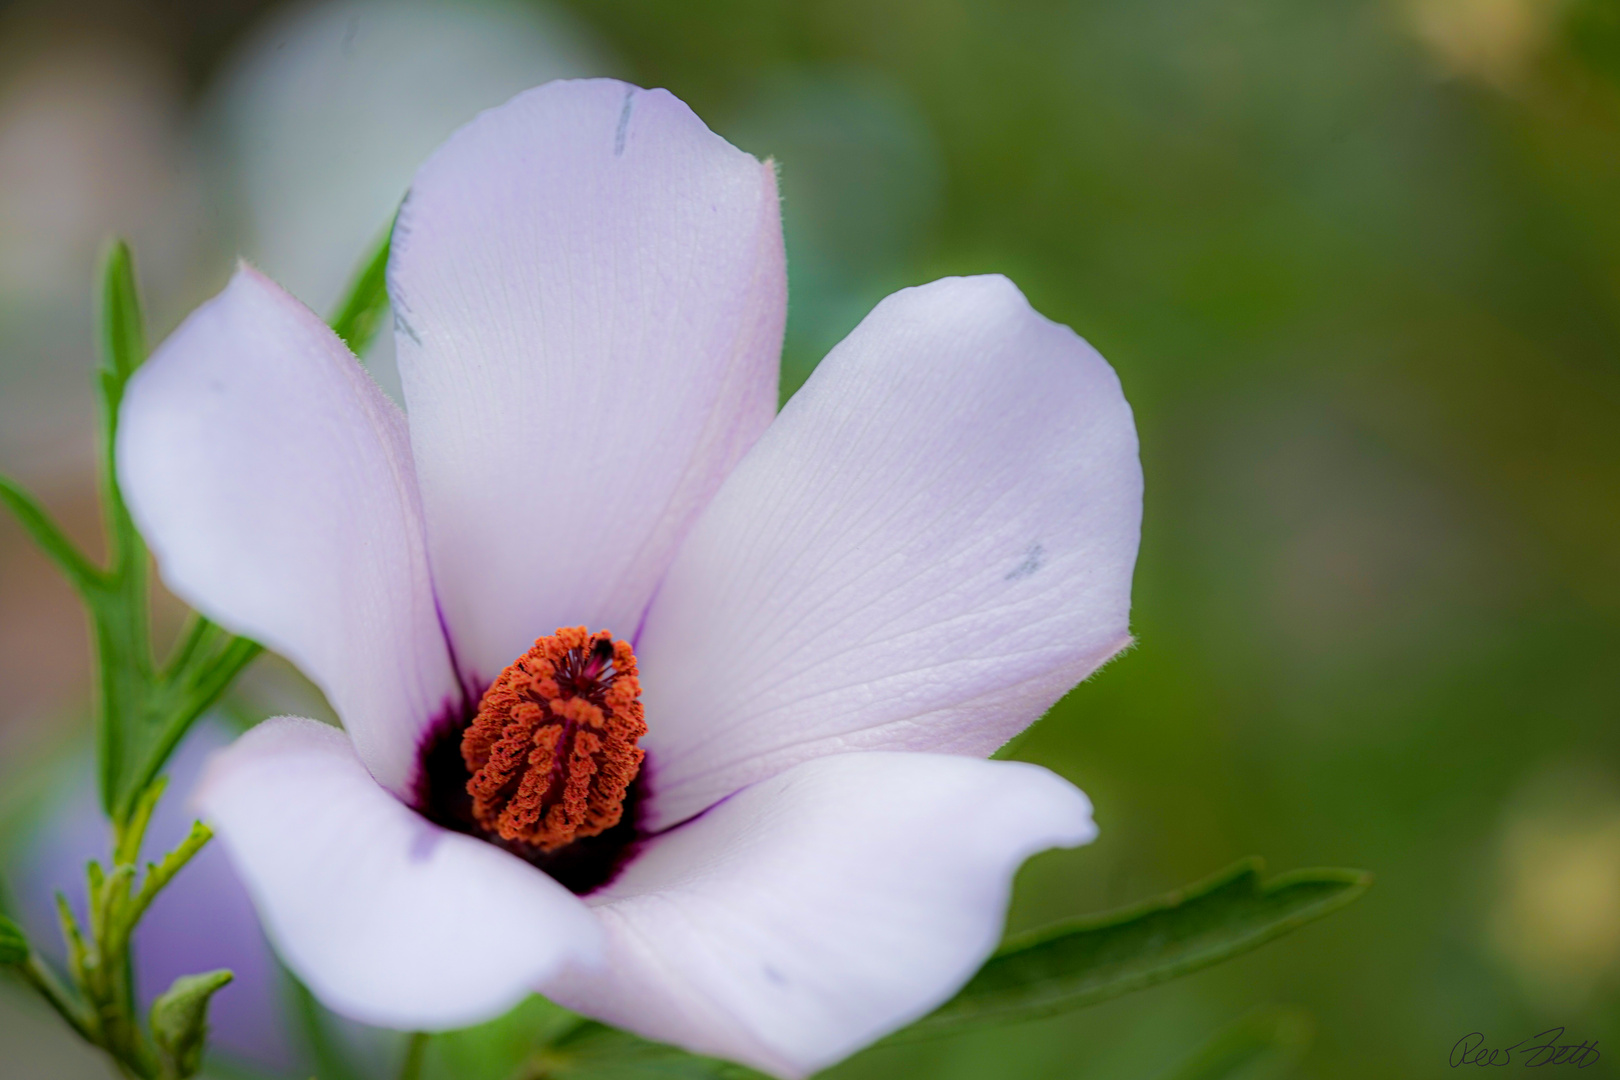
[328,224,394,354]
[124,821,212,932]
[3,930,96,1042]
[99,240,146,384]
[151,969,233,1078]
[92,239,154,821]
[125,630,262,818]
[55,892,89,986]
[1158,1005,1314,1080]
[0,912,28,965]
[0,475,105,596]
[95,239,148,539]
[895,858,1371,1039]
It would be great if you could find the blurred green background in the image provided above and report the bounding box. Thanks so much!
[2,0,1619,1076]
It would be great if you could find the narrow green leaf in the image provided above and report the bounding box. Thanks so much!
[99,240,146,383]
[896,859,1371,1038]
[159,615,221,683]
[0,475,105,595]
[199,634,264,694]
[54,892,90,987]
[11,946,97,1042]
[125,634,261,817]
[94,238,149,570]
[328,225,394,354]
[1159,1006,1314,1080]
[93,239,154,821]
[125,822,212,932]
[0,912,28,965]
[151,968,233,1078]
[86,860,106,916]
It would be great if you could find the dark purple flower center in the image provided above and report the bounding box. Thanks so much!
[412,627,648,896]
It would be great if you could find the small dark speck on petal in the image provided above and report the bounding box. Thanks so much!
[614,87,635,156]
[394,309,423,346]
[763,964,788,986]
[1005,543,1045,581]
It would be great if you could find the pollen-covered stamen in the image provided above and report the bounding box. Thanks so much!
[461,627,646,852]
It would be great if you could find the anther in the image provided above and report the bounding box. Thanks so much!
[460,627,646,852]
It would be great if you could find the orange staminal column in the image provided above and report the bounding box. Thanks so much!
[461,627,646,851]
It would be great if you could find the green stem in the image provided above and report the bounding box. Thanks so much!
[18,953,96,1043]
[115,779,167,867]
[97,599,152,826]
[399,1032,430,1080]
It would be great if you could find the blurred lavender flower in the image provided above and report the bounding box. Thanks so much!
[9,720,297,1073]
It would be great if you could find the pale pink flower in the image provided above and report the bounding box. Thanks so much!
[116,79,1141,1078]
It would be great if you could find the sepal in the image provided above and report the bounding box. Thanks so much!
[328,222,394,352]
[151,969,233,1079]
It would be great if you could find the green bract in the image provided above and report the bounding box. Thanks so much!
[152,969,235,1079]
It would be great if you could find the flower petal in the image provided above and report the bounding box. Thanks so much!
[545,752,1095,1078]
[637,275,1141,829]
[387,78,785,681]
[195,717,602,1031]
[117,267,459,796]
